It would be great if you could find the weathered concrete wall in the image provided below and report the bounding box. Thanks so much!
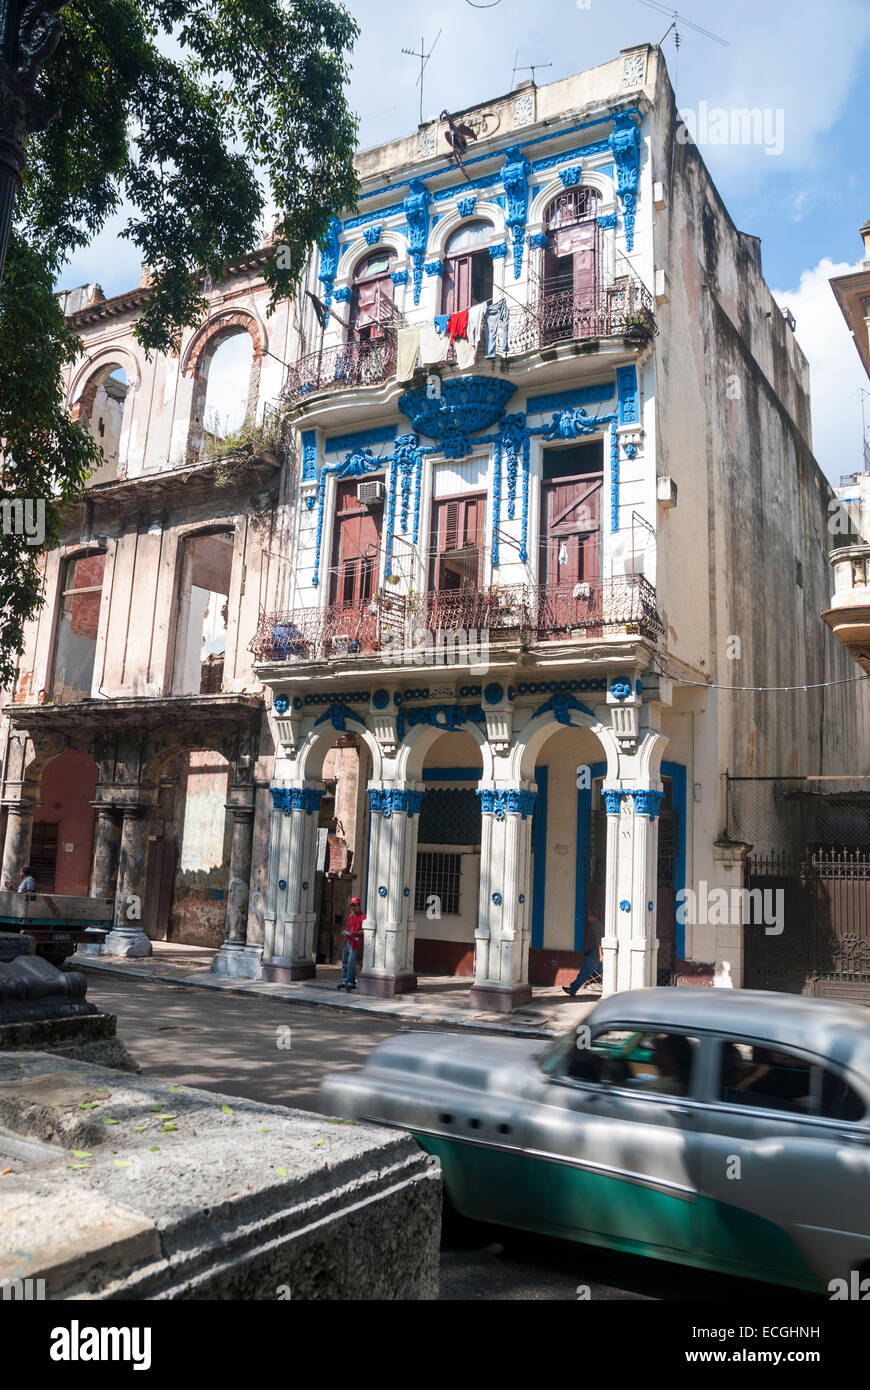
[0,1052,441,1300]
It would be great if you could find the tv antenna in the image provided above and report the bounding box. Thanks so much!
[634,0,729,50]
[511,52,553,88]
[402,30,442,126]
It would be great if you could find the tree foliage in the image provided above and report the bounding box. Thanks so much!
[0,0,359,687]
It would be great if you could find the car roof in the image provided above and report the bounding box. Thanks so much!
[589,988,870,1076]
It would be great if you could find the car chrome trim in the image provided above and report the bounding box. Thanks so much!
[359,1115,697,1202]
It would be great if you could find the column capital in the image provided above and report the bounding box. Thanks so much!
[366,787,424,818]
[476,787,536,820]
[270,786,324,816]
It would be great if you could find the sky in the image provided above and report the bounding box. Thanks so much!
[57,0,870,481]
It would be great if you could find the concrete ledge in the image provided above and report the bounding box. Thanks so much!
[0,1053,441,1300]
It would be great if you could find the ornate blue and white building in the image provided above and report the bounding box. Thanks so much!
[249,46,868,1007]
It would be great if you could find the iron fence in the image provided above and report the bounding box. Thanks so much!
[249,575,663,663]
[283,333,398,403]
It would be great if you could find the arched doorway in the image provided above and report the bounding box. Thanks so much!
[31,750,99,895]
[73,363,130,484]
[413,731,484,977]
[349,248,397,341]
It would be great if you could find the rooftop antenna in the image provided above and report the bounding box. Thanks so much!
[634,0,729,50]
[402,30,442,126]
[511,52,553,88]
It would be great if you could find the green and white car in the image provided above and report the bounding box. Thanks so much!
[321,987,870,1293]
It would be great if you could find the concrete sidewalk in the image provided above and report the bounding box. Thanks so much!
[70,941,600,1038]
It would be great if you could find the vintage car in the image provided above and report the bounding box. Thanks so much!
[321,988,870,1292]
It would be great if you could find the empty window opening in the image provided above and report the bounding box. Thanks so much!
[51,552,106,702]
[173,532,234,695]
[76,365,129,485]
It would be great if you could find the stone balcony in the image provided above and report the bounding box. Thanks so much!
[822,544,870,675]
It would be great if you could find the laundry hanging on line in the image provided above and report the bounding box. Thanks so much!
[396,325,421,381]
[484,299,509,358]
[447,309,469,343]
[454,302,487,371]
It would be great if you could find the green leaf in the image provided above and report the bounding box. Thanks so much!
[134,1125,148,1132]
[275,1167,288,1177]
[67,1163,91,1169]
[72,1150,92,1159]
[114,1160,133,1168]
[101,1117,119,1125]
[221,1105,234,1115]
[78,1102,99,1110]
[169,1085,183,1093]
[150,1146,160,1152]
[154,1113,176,1121]
[162,1124,177,1132]
[94,1087,109,1093]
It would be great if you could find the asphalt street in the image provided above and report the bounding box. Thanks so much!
[85,973,813,1302]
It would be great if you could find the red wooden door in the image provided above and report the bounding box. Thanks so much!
[330,481,382,630]
[540,474,601,633]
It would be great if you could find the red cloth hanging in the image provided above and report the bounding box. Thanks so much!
[447,308,469,342]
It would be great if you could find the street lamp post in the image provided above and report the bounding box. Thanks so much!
[0,0,62,285]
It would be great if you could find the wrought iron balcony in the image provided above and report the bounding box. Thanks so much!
[283,333,398,404]
[250,576,663,664]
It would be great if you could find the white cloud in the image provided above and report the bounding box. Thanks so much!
[772,258,868,485]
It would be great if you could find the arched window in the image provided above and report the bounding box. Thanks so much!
[350,249,396,342]
[442,219,494,316]
[190,326,257,458]
[541,187,601,342]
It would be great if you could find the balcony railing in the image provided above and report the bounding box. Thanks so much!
[283,333,398,404]
[250,576,663,663]
[507,276,656,356]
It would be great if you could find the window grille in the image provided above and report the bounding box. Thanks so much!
[415,852,461,915]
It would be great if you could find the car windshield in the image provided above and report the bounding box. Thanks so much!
[538,1030,581,1074]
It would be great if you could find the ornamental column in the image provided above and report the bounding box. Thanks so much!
[468,786,536,1012]
[358,786,423,997]
[603,784,662,993]
[103,804,153,957]
[260,784,324,982]
[89,804,122,899]
[212,789,259,979]
[1,798,36,887]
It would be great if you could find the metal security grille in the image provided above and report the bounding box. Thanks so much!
[418,789,481,846]
[415,852,461,916]
[29,822,58,892]
[726,776,870,1003]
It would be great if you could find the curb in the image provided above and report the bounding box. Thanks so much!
[70,955,579,1039]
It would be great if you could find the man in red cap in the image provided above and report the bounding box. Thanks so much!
[339,895,366,991]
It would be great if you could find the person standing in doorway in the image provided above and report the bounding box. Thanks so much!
[338,896,365,991]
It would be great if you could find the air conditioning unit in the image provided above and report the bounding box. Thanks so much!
[357,479,385,504]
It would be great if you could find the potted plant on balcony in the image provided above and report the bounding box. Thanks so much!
[621,310,655,343]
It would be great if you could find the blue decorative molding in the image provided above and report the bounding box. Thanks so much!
[343,201,404,230]
[332,286,353,303]
[391,269,409,286]
[324,425,397,456]
[372,689,390,710]
[527,231,548,250]
[273,694,290,714]
[517,679,606,694]
[457,195,477,217]
[492,892,502,905]
[270,787,325,816]
[617,365,639,427]
[483,682,504,705]
[301,430,317,485]
[423,259,444,277]
[302,690,370,705]
[488,242,508,259]
[559,166,584,187]
[520,433,531,563]
[543,407,615,441]
[632,788,665,820]
[610,421,619,534]
[635,680,643,697]
[532,693,596,725]
[500,413,526,524]
[526,383,615,415]
[609,113,641,252]
[403,178,432,306]
[363,224,383,245]
[477,788,537,821]
[602,788,628,816]
[398,376,516,460]
[317,216,341,311]
[384,432,431,580]
[313,703,365,731]
[597,213,618,230]
[609,677,632,701]
[620,899,631,912]
[367,788,424,818]
[492,440,502,566]
[396,703,485,740]
[378,884,387,897]
[502,144,532,280]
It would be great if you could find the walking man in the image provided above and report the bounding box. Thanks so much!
[338,896,365,992]
[562,909,604,996]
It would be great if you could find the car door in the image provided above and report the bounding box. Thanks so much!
[692,1034,870,1291]
[521,1026,706,1258]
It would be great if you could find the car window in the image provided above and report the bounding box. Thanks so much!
[565,1028,697,1098]
[717,1041,866,1121]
